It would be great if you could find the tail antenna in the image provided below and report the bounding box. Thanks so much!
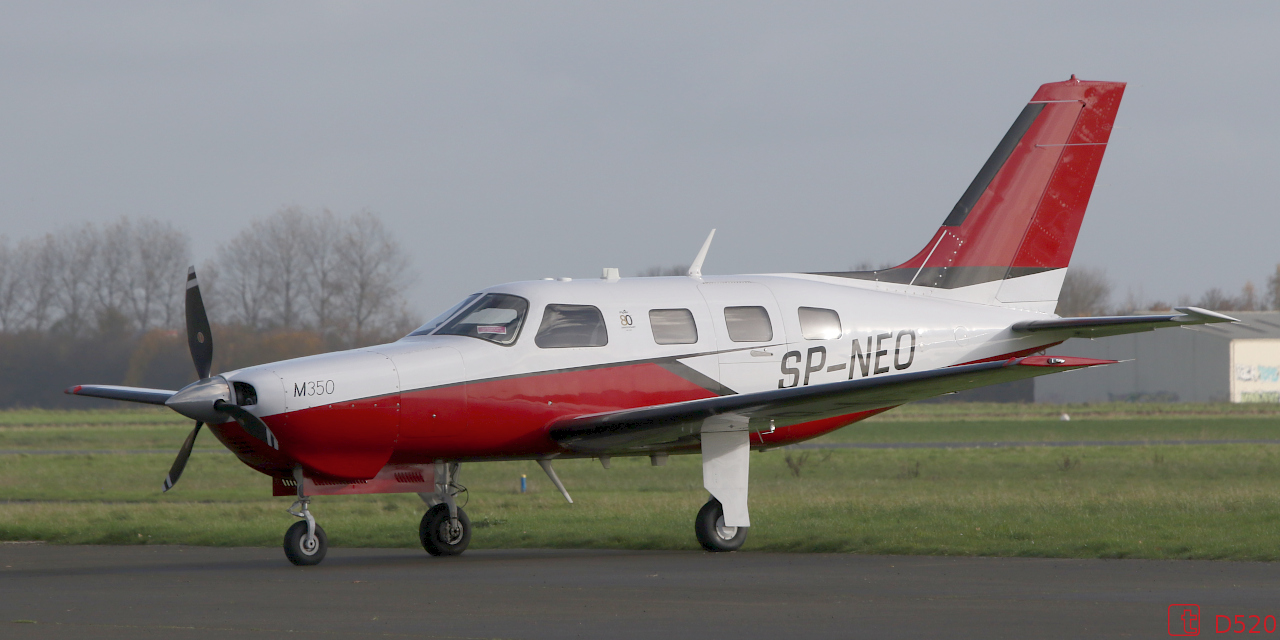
[687,229,716,278]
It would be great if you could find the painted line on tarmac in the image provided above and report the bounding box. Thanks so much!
[787,439,1280,450]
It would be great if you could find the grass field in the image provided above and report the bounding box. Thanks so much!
[2,404,1279,560]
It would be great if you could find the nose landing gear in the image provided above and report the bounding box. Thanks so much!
[418,461,471,556]
[283,466,328,566]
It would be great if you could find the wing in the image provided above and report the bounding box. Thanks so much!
[65,384,176,405]
[1011,306,1236,339]
[548,355,1113,454]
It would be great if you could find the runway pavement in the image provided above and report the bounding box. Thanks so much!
[2,544,1276,639]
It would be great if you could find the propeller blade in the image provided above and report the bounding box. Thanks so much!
[185,266,214,380]
[214,400,279,449]
[162,421,203,492]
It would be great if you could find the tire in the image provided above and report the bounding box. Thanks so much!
[283,520,328,566]
[420,504,471,556]
[695,498,748,552]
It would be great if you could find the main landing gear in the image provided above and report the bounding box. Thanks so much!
[284,466,328,566]
[418,461,471,556]
[695,497,748,552]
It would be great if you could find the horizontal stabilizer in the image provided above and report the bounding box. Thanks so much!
[549,355,1114,454]
[65,384,176,405]
[1012,306,1237,339]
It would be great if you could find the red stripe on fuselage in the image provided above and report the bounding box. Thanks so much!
[391,361,720,462]
[209,360,920,481]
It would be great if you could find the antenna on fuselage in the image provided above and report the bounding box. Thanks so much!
[687,229,716,278]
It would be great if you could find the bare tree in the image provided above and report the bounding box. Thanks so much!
[334,211,411,345]
[214,228,275,329]
[637,264,690,277]
[846,261,897,272]
[129,219,189,331]
[1195,281,1264,312]
[0,237,20,331]
[1267,264,1280,310]
[299,209,343,336]
[49,227,98,335]
[1055,266,1111,317]
[258,207,309,327]
[1240,282,1260,311]
[93,219,134,325]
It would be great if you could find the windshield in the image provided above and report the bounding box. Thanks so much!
[434,293,529,345]
[407,294,480,337]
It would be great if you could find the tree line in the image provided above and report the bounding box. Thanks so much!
[1055,265,1280,317]
[0,208,415,408]
[0,207,413,342]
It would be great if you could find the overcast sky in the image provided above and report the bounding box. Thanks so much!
[1,2,1277,317]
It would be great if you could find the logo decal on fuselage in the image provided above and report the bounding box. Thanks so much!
[294,380,336,397]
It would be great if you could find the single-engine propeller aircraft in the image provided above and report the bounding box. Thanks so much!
[68,77,1235,565]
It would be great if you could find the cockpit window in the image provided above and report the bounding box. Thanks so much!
[434,293,529,345]
[408,293,480,337]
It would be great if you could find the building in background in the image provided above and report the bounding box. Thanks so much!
[1034,312,1280,403]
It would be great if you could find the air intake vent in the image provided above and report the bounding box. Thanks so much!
[233,381,258,406]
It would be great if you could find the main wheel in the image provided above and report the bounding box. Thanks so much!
[283,520,328,566]
[695,498,748,552]
[420,504,471,556]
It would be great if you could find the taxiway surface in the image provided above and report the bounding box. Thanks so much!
[1,544,1274,639]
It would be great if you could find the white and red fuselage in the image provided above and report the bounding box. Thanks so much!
[211,271,1066,491]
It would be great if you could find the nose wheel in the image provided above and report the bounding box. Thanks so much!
[283,516,328,565]
[283,466,328,566]
[695,497,748,552]
[420,504,471,555]
[418,461,471,556]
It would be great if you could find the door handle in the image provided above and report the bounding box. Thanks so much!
[750,350,773,357]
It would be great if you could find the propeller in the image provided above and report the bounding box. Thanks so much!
[185,266,213,380]
[163,421,203,492]
[66,265,280,492]
[162,267,215,492]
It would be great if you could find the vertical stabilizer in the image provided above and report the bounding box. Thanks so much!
[816,77,1125,312]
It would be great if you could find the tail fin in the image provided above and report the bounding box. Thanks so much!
[821,77,1125,312]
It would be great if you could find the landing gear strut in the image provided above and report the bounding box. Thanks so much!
[418,461,471,556]
[695,497,748,552]
[283,466,327,566]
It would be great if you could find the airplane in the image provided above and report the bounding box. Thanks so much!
[67,76,1236,566]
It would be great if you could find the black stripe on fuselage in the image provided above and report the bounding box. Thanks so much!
[942,102,1046,227]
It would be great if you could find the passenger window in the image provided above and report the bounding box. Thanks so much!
[535,304,608,348]
[435,293,528,346]
[798,307,842,340]
[724,306,773,342]
[649,309,698,345]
